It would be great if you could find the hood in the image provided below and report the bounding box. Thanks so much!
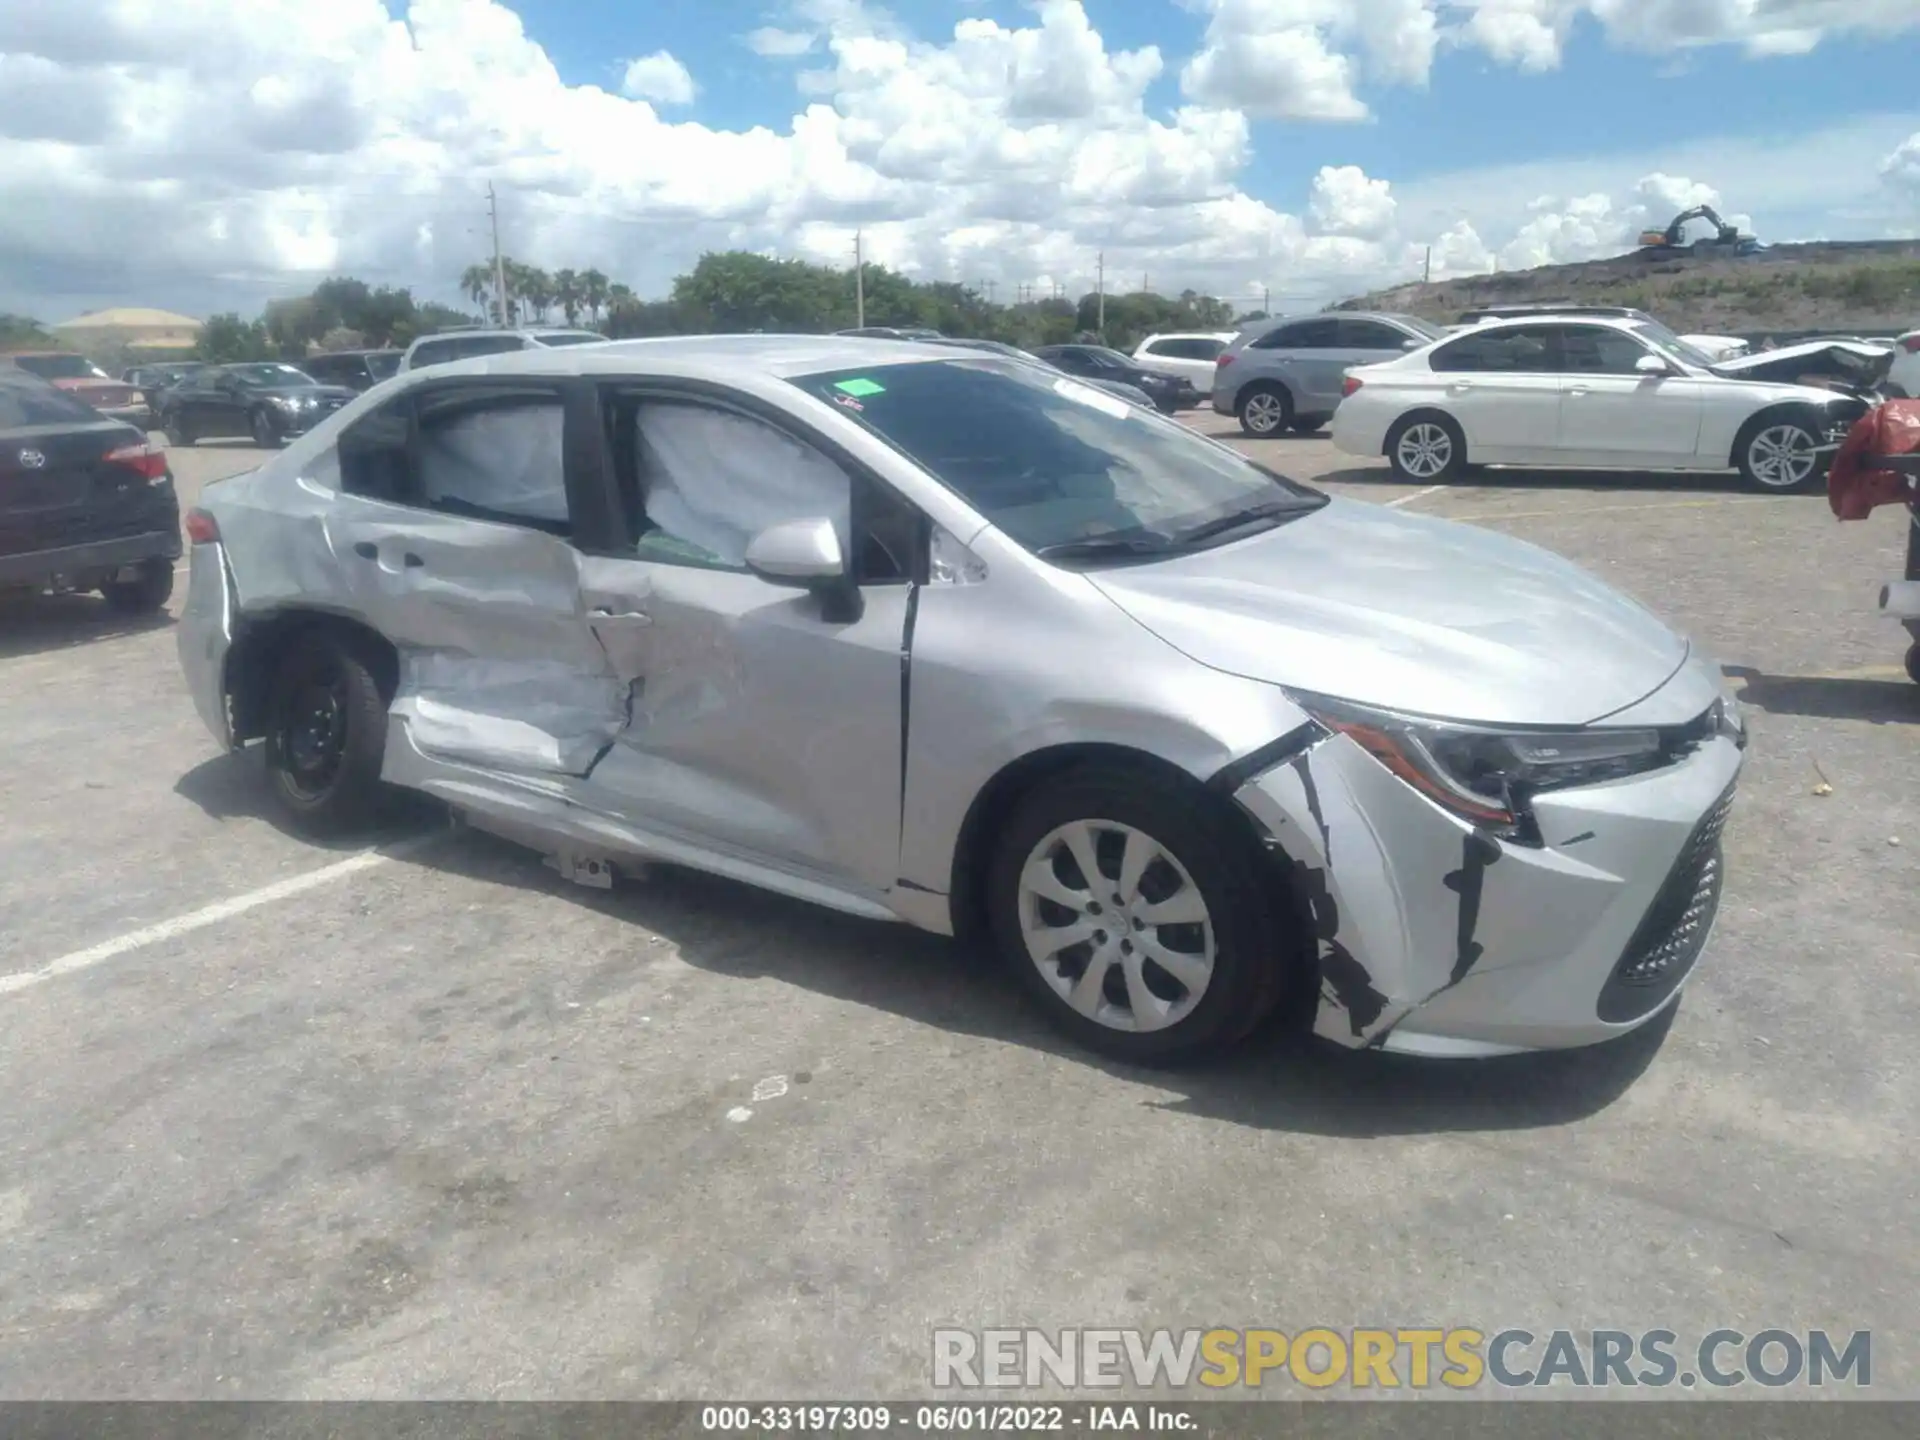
[251,384,356,402]
[1711,340,1892,394]
[1086,499,1688,726]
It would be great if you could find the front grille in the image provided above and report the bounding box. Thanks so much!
[1595,784,1735,1023]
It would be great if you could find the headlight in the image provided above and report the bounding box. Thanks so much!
[1290,692,1666,841]
[271,395,300,410]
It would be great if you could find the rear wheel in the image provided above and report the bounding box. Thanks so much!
[1237,384,1292,438]
[987,765,1296,1064]
[100,559,174,615]
[1905,643,1920,687]
[1735,408,1825,493]
[263,631,390,835]
[1386,412,1467,483]
[162,412,194,447]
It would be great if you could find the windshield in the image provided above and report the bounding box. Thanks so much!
[533,333,606,348]
[790,358,1324,558]
[228,363,317,387]
[366,352,401,380]
[1630,320,1715,369]
[12,354,107,381]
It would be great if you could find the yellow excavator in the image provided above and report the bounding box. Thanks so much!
[1636,204,1763,259]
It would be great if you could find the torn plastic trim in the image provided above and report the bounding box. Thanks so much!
[1204,719,1328,795]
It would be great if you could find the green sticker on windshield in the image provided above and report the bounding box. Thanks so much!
[834,377,885,397]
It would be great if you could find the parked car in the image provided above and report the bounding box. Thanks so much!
[1213,313,1445,437]
[1886,328,1920,399]
[918,338,1160,410]
[0,368,180,613]
[1453,304,1748,361]
[1332,315,1879,492]
[399,327,608,372]
[1,351,153,428]
[1131,332,1236,405]
[176,335,1746,1064]
[159,363,357,448]
[301,349,403,392]
[1031,344,1183,413]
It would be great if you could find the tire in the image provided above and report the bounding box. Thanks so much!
[1905,643,1920,687]
[250,407,282,448]
[1287,416,1322,435]
[162,412,194,447]
[1385,411,1467,484]
[262,630,391,836]
[1734,407,1826,493]
[99,559,174,615]
[986,765,1298,1065]
[1236,384,1292,438]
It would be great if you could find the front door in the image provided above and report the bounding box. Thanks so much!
[321,377,631,776]
[1280,318,1347,413]
[568,389,921,899]
[1553,324,1706,463]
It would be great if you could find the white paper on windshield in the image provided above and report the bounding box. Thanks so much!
[1051,377,1132,420]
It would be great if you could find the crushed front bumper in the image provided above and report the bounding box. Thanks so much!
[1231,703,1746,1057]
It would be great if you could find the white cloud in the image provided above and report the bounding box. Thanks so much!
[620,49,696,106]
[0,0,1913,324]
[745,26,817,58]
[1882,131,1920,198]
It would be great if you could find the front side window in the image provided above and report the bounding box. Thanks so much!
[788,358,1323,559]
[228,363,317,388]
[1337,320,1412,350]
[1558,326,1654,375]
[1629,321,1714,369]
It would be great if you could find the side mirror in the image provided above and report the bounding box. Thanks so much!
[1635,354,1671,376]
[745,517,863,623]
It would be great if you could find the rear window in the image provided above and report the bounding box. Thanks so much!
[10,354,106,381]
[532,333,607,349]
[0,375,107,428]
[366,352,401,381]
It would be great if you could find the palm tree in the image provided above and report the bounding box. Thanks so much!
[580,268,611,326]
[460,262,496,320]
[553,268,581,326]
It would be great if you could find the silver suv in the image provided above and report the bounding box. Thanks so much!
[1213,312,1443,437]
[400,327,608,372]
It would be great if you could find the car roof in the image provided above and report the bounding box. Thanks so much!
[385,333,965,383]
[1443,313,1642,336]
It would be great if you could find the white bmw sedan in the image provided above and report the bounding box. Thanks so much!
[1333,315,1875,493]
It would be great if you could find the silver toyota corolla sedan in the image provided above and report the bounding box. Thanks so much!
[176,336,1746,1064]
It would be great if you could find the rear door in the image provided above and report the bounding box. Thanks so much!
[1424,324,1564,458]
[322,376,632,776]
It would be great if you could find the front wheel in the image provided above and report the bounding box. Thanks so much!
[987,766,1296,1064]
[1736,410,1824,493]
[1386,412,1467,483]
[162,412,194,447]
[263,631,391,836]
[100,559,174,615]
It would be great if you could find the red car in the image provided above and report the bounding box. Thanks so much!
[0,351,152,429]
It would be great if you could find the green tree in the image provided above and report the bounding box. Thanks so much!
[580,268,611,326]
[195,313,273,363]
[460,263,498,320]
[0,313,52,347]
[552,268,581,325]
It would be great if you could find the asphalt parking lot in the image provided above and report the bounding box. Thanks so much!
[1,419,1915,1400]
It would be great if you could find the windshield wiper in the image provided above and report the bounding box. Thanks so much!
[1034,532,1177,564]
[1170,497,1326,548]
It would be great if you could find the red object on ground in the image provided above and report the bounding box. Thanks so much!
[1828,400,1920,520]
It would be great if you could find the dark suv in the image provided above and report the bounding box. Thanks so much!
[301,349,403,392]
[0,369,181,613]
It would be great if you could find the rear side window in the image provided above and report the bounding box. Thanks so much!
[0,375,102,428]
[1430,326,1558,373]
[1251,320,1338,351]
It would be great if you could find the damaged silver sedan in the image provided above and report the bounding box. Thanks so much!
[177,337,1746,1063]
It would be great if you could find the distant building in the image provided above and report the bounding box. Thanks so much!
[51,307,203,356]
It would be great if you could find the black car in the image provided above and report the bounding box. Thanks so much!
[0,369,180,613]
[160,363,357,448]
[123,362,209,414]
[300,349,402,392]
[1029,344,1184,413]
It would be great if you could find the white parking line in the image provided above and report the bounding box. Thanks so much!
[1384,484,1445,509]
[0,836,438,999]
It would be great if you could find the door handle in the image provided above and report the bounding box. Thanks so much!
[1567,386,1590,397]
[1447,382,1473,393]
[351,541,377,559]
[590,607,652,625]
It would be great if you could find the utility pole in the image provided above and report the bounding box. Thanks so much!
[1096,251,1105,335]
[984,279,996,304]
[854,230,865,328]
[1423,246,1432,284]
[487,182,509,327]
[1262,285,1270,315]
[1142,272,1149,294]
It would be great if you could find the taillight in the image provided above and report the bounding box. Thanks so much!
[1342,376,1363,397]
[1215,353,1234,368]
[184,508,220,544]
[104,440,168,482]
[1901,335,1920,354]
